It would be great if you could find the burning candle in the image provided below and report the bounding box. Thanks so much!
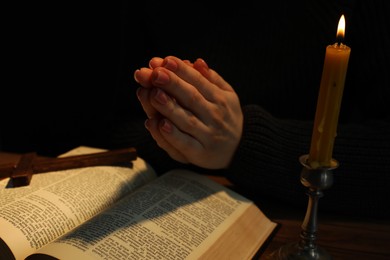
[308,15,351,169]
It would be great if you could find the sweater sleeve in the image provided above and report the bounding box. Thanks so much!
[226,104,390,218]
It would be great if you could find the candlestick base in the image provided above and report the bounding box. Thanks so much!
[267,241,332,260]
[266,155,338,260]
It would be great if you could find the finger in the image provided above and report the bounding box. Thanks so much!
[149,87,211,144]
[149,57,164,69]
[192,58,210,79]
[134,67,154,88]
[161,56,233,101]
[136,87,158,118]
[134,56,184,88]
[183,59,193,66]
[145,118,189,164]
[158,118,204,162]
[149,57,193,69]
[193,58,234,92]
[134,57,199,122]
[150,68,215,124]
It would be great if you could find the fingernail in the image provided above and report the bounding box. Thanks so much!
[144,119,150,130]
[162,57,178,71]
[152,69,170,85]
[154,88,169,105]
[196,58,209,70]
[134,69,140,83]
[160,119,173,133]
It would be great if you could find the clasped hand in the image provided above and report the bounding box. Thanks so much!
[134,56,243,169]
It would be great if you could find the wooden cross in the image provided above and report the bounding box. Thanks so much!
[0,147,137,187]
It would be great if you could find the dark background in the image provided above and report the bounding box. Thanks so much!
[3,2,135,155]
[2,1,389,156]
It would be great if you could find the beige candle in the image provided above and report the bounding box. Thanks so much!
[308,15,351,169]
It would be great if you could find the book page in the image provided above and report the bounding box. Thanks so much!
[29,169,276,260]
[0,154,156,260]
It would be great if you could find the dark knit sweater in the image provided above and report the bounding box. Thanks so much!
[226,105,390,218]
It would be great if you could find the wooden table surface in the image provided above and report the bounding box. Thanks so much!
[259,205,390,259]
[1,151,390,260]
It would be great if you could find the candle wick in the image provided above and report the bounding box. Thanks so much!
[336,36,343,46]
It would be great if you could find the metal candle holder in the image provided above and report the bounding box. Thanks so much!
[268,154,338,260]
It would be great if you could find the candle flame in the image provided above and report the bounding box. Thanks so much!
[337,15,346,39]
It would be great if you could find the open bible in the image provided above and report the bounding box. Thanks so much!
[0,147,278,260]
